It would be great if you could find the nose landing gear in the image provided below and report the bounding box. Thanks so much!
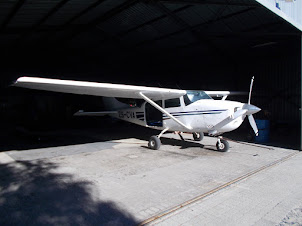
[216,137,229,152]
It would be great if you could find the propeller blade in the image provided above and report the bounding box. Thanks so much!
[248,76,254,105]
[248,115,259,136]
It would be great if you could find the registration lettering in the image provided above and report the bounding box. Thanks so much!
[118,111,135,119]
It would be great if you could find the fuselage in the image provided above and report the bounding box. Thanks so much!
[110,94,246,135]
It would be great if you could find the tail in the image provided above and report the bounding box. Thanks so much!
[102,97,130,110]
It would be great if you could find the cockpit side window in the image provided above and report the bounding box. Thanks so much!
[185,90,212,105]
[165,98,181,108]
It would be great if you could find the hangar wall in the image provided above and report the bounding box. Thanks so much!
[242,52,300,124]
[2,38,299,126]
[0,41,300,150]
[158,38,301,129]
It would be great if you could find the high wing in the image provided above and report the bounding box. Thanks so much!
[13,77,186,100]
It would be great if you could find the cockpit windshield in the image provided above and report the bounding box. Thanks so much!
[184,90,212,105]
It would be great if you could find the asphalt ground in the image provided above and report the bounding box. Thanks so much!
[0,122,301,225]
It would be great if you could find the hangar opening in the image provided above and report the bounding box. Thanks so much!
[0,0,301,150]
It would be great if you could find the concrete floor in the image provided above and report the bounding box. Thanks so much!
[0,122,301,225]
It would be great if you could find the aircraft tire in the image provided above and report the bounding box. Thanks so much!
[216,139,229,152]
[193,132,204,141]
[148,135,161,150]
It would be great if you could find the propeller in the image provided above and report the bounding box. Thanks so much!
[244,76,260,136]
[208,77,261,136]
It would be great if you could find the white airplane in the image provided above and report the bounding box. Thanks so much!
[13,76,261,152]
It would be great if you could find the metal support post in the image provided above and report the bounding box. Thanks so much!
[300,35,302,151]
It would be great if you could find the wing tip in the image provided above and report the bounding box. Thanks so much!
[12,76,30,85]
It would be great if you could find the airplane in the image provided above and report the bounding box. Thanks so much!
[13,76,261,152]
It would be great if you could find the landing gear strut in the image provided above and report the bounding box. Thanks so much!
[193,132,204,141]
[216,137,229,152]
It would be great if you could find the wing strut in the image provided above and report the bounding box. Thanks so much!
[139,92,192,131]
[208,109,248,136]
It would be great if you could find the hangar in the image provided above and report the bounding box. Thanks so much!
[0,0,301,149]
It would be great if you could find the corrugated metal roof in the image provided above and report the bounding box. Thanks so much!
[0,0,300,59]
[99,2,165,35]
[44,0,98,26]
[71,0,129,24]
[6,1,61,27]
[0,0,20,25]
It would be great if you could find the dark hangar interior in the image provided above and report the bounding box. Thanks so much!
[0,0,301,149]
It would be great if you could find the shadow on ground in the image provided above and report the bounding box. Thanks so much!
[0,116,299,152]
[0,160,138,226]
[224,125,300,151]
[0,117,155,152]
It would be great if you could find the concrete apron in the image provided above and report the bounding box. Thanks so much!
[1,133,299,225]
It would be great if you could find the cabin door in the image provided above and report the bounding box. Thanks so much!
[145,101,163,127]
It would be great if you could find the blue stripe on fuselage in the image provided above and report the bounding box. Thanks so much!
[163,109,227,119]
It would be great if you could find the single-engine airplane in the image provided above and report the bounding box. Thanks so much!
[13,76,261,152]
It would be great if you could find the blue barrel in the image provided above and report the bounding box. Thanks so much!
[255,119,270,143]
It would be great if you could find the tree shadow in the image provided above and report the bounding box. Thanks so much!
[0,160,138,226]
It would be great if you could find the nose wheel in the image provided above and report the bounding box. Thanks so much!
[216,138,229,152]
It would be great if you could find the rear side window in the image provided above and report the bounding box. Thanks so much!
[165,98,181,108]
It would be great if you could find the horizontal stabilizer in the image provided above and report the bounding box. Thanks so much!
[205,91,247,100]
[74,110,117,117]
[205,91,247,97]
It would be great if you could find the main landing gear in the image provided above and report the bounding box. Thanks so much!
[148,135,161,150]
[148,130,229,152]
[148,128,169,150]
[148,130,206,150]
[193,132,204,141]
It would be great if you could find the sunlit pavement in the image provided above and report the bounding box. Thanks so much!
[0,128,301,225]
